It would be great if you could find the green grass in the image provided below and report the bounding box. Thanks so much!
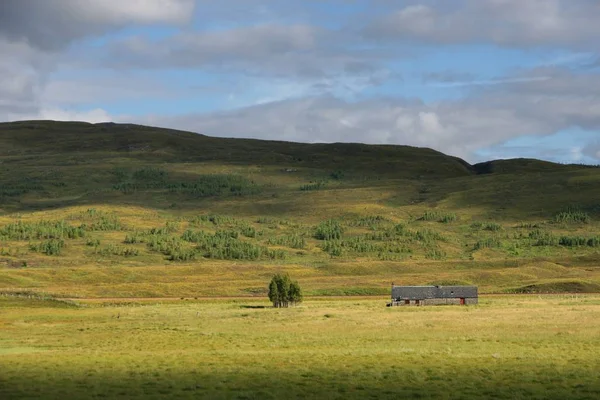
[0,295,599,399]
[1,119,599,399]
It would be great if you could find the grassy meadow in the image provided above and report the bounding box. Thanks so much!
[1,121,600,399]
[1,121,600,297]
[1,295,600,399]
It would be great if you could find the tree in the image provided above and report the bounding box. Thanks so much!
[268,274,303,308]
[268,278,280,308]
[288,280,303,306]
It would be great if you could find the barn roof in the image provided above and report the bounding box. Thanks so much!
[392,285,477,300]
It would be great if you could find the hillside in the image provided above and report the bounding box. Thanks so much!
[1,120,600,297]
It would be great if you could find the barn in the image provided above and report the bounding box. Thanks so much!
[388,285,478,306]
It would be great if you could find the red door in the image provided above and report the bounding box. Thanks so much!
[460,298,465,305]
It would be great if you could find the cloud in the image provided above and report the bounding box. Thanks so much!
[103,23,388,82]
[139,67,600,162]
[582,142,600,161]
[366,0,600,49]
[0,0,195,50]
[0,0,195,121]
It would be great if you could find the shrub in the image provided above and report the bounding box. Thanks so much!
[214,229,239,240]
[559,236,589,247]
[191,214,237,226]
[314,220,343,240]
[330,170,345,180]
[86,238,100,247]
[168,175,260,197]
[530,230,558,246]
[439,214,457,223]
[240,225,256,238]
[29,239,65,256]
[0,220,85,241]
[347,215,388,227]
[256,217,277,224]
[517,222,541,229]
[181,229,285,261]
[471,222,502,231]
[426,249,447,260]
[321,241,343,257]
[124,232,144,244]
[474,237,502,250]
[414,229,444,243]
[267,235,306,249]
[419,211,457,223]
[554,210,590,224]
[133,167,168,183]
[340,237,379,253]
[300,181,326,191]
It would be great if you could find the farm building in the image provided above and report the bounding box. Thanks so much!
[388,285,478,306]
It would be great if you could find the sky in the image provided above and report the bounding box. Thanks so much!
[1,0,600,164]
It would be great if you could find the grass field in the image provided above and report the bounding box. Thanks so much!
[1,121,600,399]
[1,295,599,399]
[1,121,600,296]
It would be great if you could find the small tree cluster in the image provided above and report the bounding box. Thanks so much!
[268,274,302,308]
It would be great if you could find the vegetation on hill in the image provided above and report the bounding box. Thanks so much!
[1,120,599,297]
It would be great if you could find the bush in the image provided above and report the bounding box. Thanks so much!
[0,220,85,241]
[240,225,256,238]
[559,236,590,247]
[321,241,343,257]
[29,239,65,256]
[347,215,388,227]
[113,169,260,197]
[474,237,502,250]
[190,214,237,226]
[124,232,144,244]
[300,181,326,191]
[554,210,590,224]
[86,238,100,247]
[471,222,502,231]
[413,229,444,244]
[340,237,379,253]
[267,235,306,249]
[181,229,285,261]
[426,249,447,260]
[439,214,457,223]
[168,174,260,197]
[314,220,343,240]
[587,237,600,247]
[419,211,457,223]
[330,170,345,180]
[530,231,558,247]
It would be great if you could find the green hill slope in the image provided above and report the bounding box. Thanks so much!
[1,120,599,297]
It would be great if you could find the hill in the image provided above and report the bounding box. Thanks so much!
[1,120,599,297]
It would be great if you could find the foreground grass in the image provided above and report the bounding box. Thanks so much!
[1,296,599,399]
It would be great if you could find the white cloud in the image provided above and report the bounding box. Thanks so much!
[0,0,195,121]
[366,0,600,49]
[139,67,600,162]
